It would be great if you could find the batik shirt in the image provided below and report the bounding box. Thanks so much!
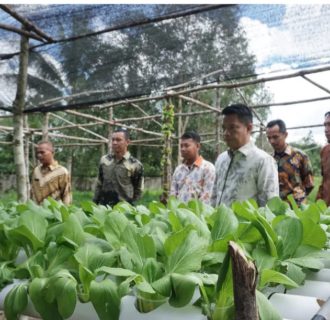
[317,144,330,206]
[211,141,279,207]
[273,145,314,205]
[170,156,215,204]
[93,151,144,206]
[31,161,72,205]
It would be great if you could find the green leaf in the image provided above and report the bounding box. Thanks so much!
[29,278,62,320]
[7,210,48,251]
[286,256,324,269]
[274,217,302,259]
[282,262,306,285]
[97,267,136,277]
[46,244,74,275]
[211,205,238,241]
[259,269,299,289]
[165,230,207,274]
[252,247,276,271]
[301,217,327,249]
[90,279,120,320]
[60,213,86,248]
[266,197,290,216]
[169,273,198,307]
[256,290,282,320]
[103,211,129,249]
[164,226,193,257]
[4,283,28,320]
[252,219,278,257]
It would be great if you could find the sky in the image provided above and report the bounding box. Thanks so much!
[239,4,330,145]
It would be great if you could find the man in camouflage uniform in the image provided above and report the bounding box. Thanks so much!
[93,128,144,206]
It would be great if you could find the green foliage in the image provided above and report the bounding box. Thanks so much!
[0,196,330,319]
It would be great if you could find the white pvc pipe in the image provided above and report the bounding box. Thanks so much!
[288,280,330,300]
[306,269,330,282]
[269,293,320,320]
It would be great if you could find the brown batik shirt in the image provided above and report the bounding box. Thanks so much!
[317,144,330,206]
[31,161,72,205]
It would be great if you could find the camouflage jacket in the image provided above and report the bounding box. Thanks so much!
[93,151,144,206]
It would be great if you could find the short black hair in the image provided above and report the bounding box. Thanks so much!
[114,127,129,140]
[37,140,54,152]
[266,119,287,133]
[181,131,200,143]
[222,103,253,125]
[325,111,330,117]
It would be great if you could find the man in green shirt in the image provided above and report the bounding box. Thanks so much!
[93,128,144,206]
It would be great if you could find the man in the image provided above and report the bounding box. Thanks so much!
[93,128,144,206]
[317,111,330,206]
[266,119,314,205]
[170,131,215,204]
[31,140,72,205]
[211,104,279,207]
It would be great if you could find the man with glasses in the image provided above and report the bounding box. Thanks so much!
[317,111,330,206]
[211,104,279,207]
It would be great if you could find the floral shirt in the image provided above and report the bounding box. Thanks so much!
[211,141,279,207]
[170,156,215,204]
[317,144,330,206]
[273,145,314,205]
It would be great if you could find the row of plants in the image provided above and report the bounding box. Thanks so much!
[0,195,330,320]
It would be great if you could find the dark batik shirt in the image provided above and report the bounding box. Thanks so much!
[93,151,144,206]
[273,145,314,205]
[317,144,330,206]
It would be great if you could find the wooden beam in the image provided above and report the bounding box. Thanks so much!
[178,94,221,113]
[0,4,54,42]
[50,112,108,142]
[65,109,163,137]
[0,23,45,42]
[44,121,104,131]
[301,75,330,95]
[131,102,162,127]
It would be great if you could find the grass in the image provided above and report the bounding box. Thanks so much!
[0,178,321,207]
[0,189,163,207]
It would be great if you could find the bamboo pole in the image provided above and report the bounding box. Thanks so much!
[65,109,163,137]
[178,94,221,113]
[0,4,54,42]
[32,131,104,143]
[12,30,29,202]
[0,23,45,42]
[50,112,108,141]
[44,121,104,131]
[177,97,183,165]
[108,107,113,153]
[301,75,330,95]
[42,112,49,141]
[131,102,162,127]
[214,88,222,156]
[23,114,30,196]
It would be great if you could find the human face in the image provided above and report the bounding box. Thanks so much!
[325,115,330,143]
[180,138,199,165]
[111,131,129,157]
[222,114,252,150]
[266,125,288,153]
[36,143,54,167]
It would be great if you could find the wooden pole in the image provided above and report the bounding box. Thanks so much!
[23,114,30,197]
[228,241,258,320]
[177,97,182,165]
[0,23,45,42]
[12,29,29,202]
[161,100,174,202]
[42,112,49,141]
[214,88,222,156]
[108,107,113,153]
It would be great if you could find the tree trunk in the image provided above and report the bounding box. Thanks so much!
[13,31,29,202]
[42,112,49,141]
[229,241,258,320]
[214,88,222,157]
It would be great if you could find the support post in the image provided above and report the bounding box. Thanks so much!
[108,107,113,153]
[12,30,29,202]
[161,100,174,202]
[42,112,49,141]
[177,97,182,165]
[214,88,222,156]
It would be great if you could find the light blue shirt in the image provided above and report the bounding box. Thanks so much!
[211,141,279,207]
